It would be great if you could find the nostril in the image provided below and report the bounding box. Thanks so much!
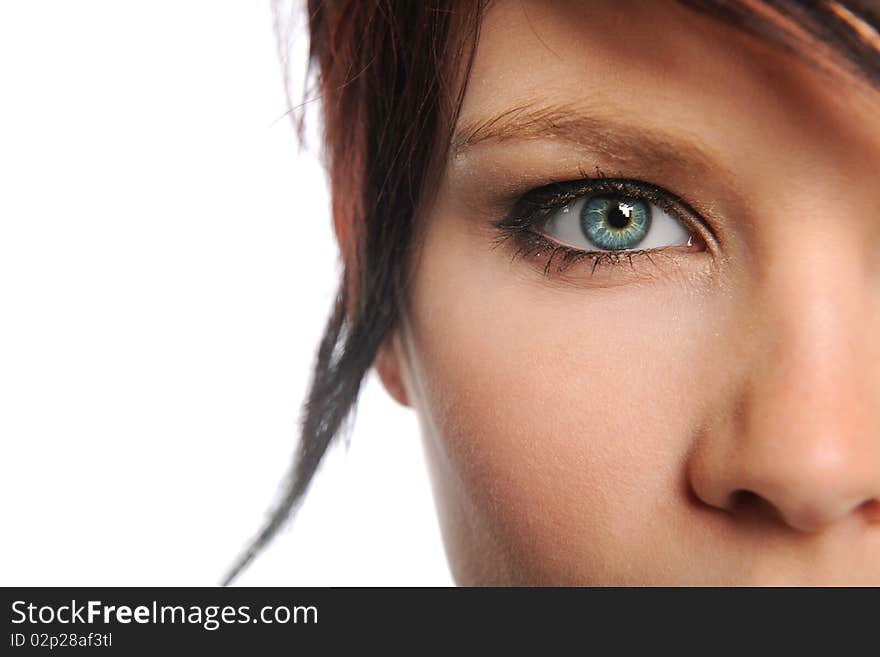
[729,489,760,510]
[729,491,880,531]
[729,489,785,524]
[857,498,880,524]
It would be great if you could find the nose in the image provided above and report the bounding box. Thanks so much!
[687,245,880,534]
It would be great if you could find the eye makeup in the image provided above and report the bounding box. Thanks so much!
[490,171,712,280]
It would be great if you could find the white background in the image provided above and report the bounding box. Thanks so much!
[0,0,453,586]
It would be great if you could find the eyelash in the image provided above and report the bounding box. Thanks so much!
[490,171,705,277]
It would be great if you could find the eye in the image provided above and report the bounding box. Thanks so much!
[491,176,710,278]
[541,193,691,252]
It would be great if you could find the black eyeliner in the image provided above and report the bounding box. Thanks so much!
[490,173,706,277]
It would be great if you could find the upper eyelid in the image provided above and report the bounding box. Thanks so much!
[495,177,703,231]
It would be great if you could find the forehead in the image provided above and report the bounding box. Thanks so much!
[457,0,880,159]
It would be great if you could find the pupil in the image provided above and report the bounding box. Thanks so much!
[606,203,631,230]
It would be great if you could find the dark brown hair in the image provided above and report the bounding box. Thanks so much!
[222,0,880,585]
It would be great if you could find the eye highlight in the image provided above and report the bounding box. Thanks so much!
[491,175,708,278]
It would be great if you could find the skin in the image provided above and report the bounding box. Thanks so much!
[373,0,880,584]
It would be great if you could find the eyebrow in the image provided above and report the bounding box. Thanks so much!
[449,100,720,177]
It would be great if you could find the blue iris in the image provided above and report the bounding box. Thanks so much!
[579,195,651,250]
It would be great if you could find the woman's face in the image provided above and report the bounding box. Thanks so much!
[376,0,880,584]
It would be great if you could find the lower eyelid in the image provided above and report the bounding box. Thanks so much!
[536,220,705,254]
[501,226,708,282]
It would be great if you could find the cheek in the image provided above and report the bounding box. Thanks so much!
[403,217,723,583]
